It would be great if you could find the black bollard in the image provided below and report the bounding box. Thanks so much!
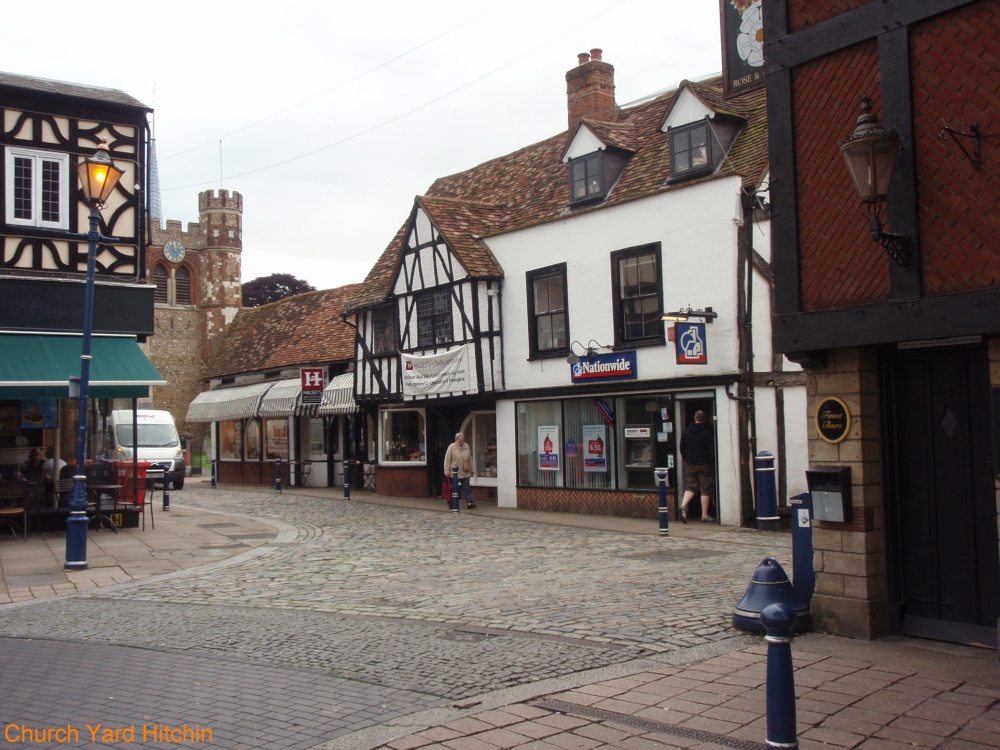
[761,601,798,749]
[655,468,670,536]
[344,460,352,501]
[450,466,460,513]
[275,456,282,494]
[211,459,217,489]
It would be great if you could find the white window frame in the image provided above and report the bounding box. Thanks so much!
[4,147,70,230]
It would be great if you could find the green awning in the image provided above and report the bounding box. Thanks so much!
[0,333,167,399]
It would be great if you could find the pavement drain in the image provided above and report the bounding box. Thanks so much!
[198,522,243,529]
[439,631,493,642]
[534,699,766,750]
[622,549,728,562]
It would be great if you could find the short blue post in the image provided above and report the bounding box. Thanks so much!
[344,460,352,501]
[655,468,670,536]
[756,450,779,531]
[450,466,460,513]
[162,479,171,512]
[761,601,798,749]
[275,456,282,494]
[211,459,217,489]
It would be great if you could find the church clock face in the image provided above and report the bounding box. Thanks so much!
[163,239,186,263]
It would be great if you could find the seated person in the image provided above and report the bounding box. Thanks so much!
[21,448,53,506]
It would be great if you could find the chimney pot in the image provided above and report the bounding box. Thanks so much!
[590,48,603,61]
[577,52,591,65]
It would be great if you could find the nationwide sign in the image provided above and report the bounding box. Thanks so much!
[570,350,637,384]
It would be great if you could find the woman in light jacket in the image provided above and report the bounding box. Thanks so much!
[443,432,476,508]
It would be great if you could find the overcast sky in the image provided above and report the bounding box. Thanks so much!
[2,0,724,291]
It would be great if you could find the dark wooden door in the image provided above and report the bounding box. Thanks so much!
[891,347,999,647]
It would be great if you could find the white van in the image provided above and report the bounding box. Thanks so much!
[105,409,186,489]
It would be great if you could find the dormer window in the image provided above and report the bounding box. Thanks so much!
[569,153,605,204]
[669,120,713,180]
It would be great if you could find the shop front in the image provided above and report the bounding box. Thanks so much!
[502,388,724,520]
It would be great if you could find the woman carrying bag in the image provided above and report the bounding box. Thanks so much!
[443,432,476,509]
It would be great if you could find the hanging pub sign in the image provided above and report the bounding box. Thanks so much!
[815,397,851,443]
[721,0,765,97]
[300,367,326,405]
[675,323,708,365]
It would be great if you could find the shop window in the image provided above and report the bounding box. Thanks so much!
[244,418,261,461]
[308,418,326,455]
[611,244,664,346]
[516,401,563,487]
[381,409,426,463]
[219,420,242,460]
[564,398,614,489]
[462,412,498,479]
[265,418,289,460]
[527,264,568,357]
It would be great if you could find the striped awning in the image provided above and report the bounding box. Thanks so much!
[258,378,319,418]
[185,381,274,423]
[318,372,358,415]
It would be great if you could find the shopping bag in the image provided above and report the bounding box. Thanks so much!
[441,477,452,499]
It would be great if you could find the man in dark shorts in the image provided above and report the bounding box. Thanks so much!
[679,409,715,522]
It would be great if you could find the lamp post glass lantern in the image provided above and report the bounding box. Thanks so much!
[65,138,124,571]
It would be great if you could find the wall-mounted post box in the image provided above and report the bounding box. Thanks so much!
[805,466,852,523]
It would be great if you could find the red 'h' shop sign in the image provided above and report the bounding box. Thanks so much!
[300,368,325,404]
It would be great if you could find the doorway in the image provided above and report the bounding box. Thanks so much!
[675,396,716,521]
[888,346,999,648]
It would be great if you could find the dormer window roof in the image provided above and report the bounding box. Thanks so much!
[563,122,633,207]
[662,83,746,185]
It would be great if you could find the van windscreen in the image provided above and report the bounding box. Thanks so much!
[115,424,179,448]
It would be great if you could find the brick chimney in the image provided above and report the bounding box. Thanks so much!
[566,48,616,132]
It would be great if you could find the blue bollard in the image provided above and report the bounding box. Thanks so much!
[761,601,798,749]
[655,468,670,536]
[756,450,779,531]
[344,460,352,501]
[163,478,171,512]
[450,466,460,513]
[275,457,282,494]
[211,459,217,489]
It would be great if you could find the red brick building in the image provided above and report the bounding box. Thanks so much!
[765,0,999,647]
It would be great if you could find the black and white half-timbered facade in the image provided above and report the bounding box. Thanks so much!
[347,50,809,517]
[0,72,161,478]
[350,198,504,499]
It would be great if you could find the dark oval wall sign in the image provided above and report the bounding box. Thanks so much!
[815,397,851,444]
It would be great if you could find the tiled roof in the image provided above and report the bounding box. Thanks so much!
[0,71,150,110]
[347,76,767,312]
[207,284,361,379]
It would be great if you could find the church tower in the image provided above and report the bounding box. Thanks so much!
[198,189,243,361]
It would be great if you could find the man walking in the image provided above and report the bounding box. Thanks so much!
[679,409,715,522]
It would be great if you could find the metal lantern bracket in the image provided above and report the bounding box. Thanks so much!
[938,122,996,170]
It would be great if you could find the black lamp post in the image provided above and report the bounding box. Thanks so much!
[65,139,124,571]
[838,95,907,266]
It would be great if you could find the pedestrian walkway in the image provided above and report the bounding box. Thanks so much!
[0,480,996,750]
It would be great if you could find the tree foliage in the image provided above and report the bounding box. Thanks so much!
[242,273,316,307]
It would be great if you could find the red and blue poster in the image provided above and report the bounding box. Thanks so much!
[537,425,561,471]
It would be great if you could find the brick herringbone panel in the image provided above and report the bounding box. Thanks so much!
[374,467,427,498]
[517,487,674,520]
[789,0,869,33]
[793,42,888,310]
[912,4,1000,294]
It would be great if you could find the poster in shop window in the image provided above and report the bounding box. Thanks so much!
[582,424,607,472]
[537,425,561,471]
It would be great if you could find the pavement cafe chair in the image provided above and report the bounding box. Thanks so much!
[117,469,160,531]
[0,484,30,540]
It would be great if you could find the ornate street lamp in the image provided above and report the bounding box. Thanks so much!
[838,96,907,266]
[65,139,124,571]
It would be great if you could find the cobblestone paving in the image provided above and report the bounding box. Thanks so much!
[0,488,794,749]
